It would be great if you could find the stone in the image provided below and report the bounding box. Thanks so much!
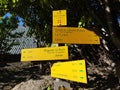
[11,76,53,90]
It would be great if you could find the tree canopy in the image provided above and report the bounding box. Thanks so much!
[1,0,119,48]
[0,13,24,54]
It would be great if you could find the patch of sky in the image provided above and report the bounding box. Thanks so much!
[118,16,120,27]
[15,15,24,26]
[2,12,12,19]
[1,12,24,26]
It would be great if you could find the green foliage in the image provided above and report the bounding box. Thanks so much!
[2,0,119,54]
[0,15,24,54]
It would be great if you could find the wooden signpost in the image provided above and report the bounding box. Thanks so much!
[52,10,89,87]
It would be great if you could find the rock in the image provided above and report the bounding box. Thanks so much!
[11,76,54,90]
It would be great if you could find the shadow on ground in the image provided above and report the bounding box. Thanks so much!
[0,64,42,90]
[0,62,120,90]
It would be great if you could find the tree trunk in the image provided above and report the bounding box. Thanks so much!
[104,0,120,49]
[104,0,120,82]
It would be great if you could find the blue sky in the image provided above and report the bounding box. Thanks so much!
[2,12,24,26]
[118,16,120,24]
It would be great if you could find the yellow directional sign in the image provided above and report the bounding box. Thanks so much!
[53,10,67,26]
[52,27,100,44]
[51,60,87,83]
[21,46,68,61]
